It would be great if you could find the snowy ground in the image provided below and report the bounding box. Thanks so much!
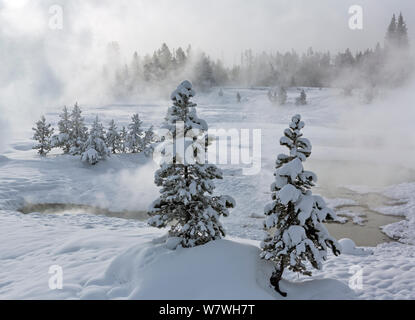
[1,87,414,299]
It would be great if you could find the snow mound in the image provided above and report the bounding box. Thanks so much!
[339,238,373,256]
[80,238,356,300]
[377,182,415,244]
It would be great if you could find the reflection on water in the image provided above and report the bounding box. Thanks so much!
[303,159,412,246]
[319,186,406,247]
[19,203,148,221]
[325,211,402,247]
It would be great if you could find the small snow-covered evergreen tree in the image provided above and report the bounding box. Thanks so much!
[69,103,88,155]
[261,114,341,297]
[106,119,121,154]
[141,126,156,156]
[295,89,307,105]
[81,116,109,165]
[52,106,72,153]
[32,116,54,156]
[119,126,128,153]
[148,80,235,248]
[126,114,143,153]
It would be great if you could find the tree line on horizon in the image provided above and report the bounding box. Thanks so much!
[103,13,411,98]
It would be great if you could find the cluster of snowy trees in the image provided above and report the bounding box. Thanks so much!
[147,81,340,297]
[32,104,156,165]
[105,43,228,97]
[105,14,411,99]
[267,88,307,106]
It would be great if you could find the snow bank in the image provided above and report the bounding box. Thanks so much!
[0,208,355,300]
[81,237,355,300]
[339,238,373,256]
[356,182,415,245]
[378,183,415,244]
[1,196,414,300]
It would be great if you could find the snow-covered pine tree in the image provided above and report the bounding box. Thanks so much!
[126,114,143,153]
[119,126,128,153]
[261,114,341,297]
[69,103,88,155]
[295,89,307,105]
[148,80,235,248]
[52,106,72,153]
[106,119,121,154]
[81,116,109,165]
[32,116,54,156]
[141,125,156,156]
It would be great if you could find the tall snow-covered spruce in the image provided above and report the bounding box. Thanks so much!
[81,116,109,165]
[261,114,341,297]
[148,81,235,248]
[69,103,88,155]
[119,126,128,153]
[106,119,121,154]
[52,106,72,153]
[126,114,143,153]
[141,125,156,156]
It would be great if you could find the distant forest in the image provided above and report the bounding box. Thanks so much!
[103,13,412,98]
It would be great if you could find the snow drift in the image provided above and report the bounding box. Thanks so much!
[80,237,356,300]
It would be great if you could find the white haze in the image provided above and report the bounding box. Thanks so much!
[309,80,415,189]
[339,79,415,170]
[92,162,160,212]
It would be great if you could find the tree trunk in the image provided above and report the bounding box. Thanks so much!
[270,262,287,297]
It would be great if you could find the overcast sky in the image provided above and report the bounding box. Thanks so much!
[1,0,414,65]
